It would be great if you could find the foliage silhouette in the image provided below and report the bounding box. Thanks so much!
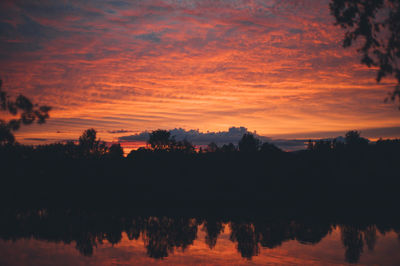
[220,143,237,153]
[307,139,333,153]
[330,0,400,103]
[260,142,282,154]
[0,79,51,144]
[206,142,219,152]
[148,129,171,150]
[345,130,369,147]
[238,133,261,153]
[108,143,124,159]
[170,138,195,154]
[79,128,107,158]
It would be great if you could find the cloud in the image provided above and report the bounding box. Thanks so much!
[135,32,162,43]
[271,126,400,139]
[118,126,400,151]
[118,126,310,150]
[270,139,308,151]
[23,138,49,142]
[119,126,269,145]
[108,129,134,134]
[1,0,400,145]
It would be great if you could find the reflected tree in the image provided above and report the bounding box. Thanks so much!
[0,208,398,263]
[230,222,259,259]
[363,225,377,251]
[255,221,293,249]
[143,217,198,259]
[341,225,364,264]
[294,222,332,245]
[202,219,224,249]
[144,217,173,259]
[169,218,198,252]
[125,217,144,241]
[75,234,97,256]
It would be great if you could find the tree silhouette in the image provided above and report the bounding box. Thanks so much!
[345,130,369,148]
[307,140,333,153]
[206,142,219,152]
[260,142,282,154]
[221,143,237,153]
[330,0,400,103]
[148,129,171,150]
[238,133,261,153]
[0,79,51,144]
[79,128,107,158]
[170,139,195,153]
[108,143,124,159]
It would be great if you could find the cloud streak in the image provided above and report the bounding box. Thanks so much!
[1,0,400,144]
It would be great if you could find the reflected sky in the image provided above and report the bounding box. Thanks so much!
[1,223,400,265]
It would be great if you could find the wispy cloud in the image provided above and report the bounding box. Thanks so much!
[108,129,134,134]
[1,0,399,144]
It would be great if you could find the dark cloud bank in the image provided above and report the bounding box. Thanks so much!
[118,127,310,151]
[118,126,400,151]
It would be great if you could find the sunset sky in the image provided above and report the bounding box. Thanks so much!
[1,0,400,147]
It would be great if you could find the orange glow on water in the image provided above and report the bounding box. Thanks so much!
[1,225,400,265]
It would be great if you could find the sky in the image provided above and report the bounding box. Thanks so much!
[2,226,400,265]
[1,0,400,148]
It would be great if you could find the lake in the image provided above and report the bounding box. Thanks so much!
[0,207,399,265]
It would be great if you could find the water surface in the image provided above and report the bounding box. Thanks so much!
[1,209,400,265]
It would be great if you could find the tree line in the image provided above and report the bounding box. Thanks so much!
[3,127,399,159]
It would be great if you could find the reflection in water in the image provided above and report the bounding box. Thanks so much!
[143,217,198,259]
[230,222,259,259]
[340,224,380,264]
[1,208,400,264]
[341,225,364,264]
[202,218,224,249]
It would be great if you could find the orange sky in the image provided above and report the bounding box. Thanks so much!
[1,0,399,145]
